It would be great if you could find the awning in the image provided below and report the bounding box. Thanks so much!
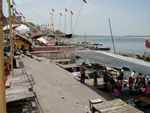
[74,50,150,76]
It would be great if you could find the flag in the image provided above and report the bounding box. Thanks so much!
[12,0,16,5]
[70,10,73,15]
[65,8,68,12]
[59,13,62,16]
[146,40,150,49]
[14,9,19,15]
[23,15,25,19]
[52,8,55,12]
[83,0,87,4]
[20,12,23,15]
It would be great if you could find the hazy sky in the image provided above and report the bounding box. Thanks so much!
[3,0,150,35]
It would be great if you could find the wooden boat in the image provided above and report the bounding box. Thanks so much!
[60,34,72,38]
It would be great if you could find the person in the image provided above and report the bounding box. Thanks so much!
[145,81,150,94]
[117,69,124,83]
[103,68,108,90]
[80,62,86,83]
[93,68,98,86]
[130,71,135,78]
[128,98,136,107]
[113,86,120,97]
[136,73,143,88]
[121,84,130,95]
[128,76,134,91]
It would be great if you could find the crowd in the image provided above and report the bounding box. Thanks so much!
[79,62,150,97]
[103,68,150,97]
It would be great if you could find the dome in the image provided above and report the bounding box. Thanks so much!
[15,24,30,35]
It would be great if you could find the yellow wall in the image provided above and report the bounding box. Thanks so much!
[15,40,30,50]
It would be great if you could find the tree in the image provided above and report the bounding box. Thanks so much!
[55,30,63,35]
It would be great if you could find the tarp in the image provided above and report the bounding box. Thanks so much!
[74,50,150,76]
[37,37,48,44]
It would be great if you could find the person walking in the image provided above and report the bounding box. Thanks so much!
[80,62,86,83]
[93,68,98,86]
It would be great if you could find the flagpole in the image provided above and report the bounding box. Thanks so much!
[50,13,53,33]
[52,14,54,32]
[8,0,14,76]
[73,3,83,34]
[64,11,66,34]
[59,14,61,32]
[108,18,116,54]
[70,13,73,34]
[0,0,7,112]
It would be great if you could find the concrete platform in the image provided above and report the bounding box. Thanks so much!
[22,56,106,113]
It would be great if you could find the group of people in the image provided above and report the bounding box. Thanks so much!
[80,62,100,86]
[79,62,150,97]
[112,70,150,96]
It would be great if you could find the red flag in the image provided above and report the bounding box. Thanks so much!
[12,0,16,5]
[65,8,68,12]
[146,40,150,49]
[83,0,87,4]
[14,9,19,15]
[70,10,73,15]
[52,8,55,12]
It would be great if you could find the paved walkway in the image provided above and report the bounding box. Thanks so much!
[22,56,106,113]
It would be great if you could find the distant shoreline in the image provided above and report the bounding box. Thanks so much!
[124,36,150,39]
[73,35,150,39]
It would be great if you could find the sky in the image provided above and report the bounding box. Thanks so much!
[3,0,150,36]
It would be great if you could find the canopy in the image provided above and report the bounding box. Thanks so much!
[15,24,30,35]
[75,50,150,76]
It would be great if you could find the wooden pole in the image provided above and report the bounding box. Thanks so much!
[108,18,116,54]
[0,0,7,112]
[8,0,14,76]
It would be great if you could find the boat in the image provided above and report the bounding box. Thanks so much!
[91,42,103,46]
[95,47,110,51]
[61,34,72,38]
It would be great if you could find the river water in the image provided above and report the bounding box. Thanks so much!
[71,36,150,55]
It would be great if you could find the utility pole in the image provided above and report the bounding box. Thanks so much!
[8,0,14,76]
[108,18,116,54]
[0,0,7,112]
